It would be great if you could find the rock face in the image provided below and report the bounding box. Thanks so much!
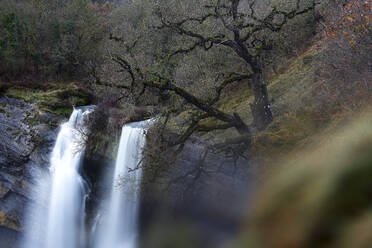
[80,113,257,248]
[140,137,257,248]
[0,96,64,248]
[0,95,257,248]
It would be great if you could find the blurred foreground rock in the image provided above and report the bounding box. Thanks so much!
[238,112,372,248]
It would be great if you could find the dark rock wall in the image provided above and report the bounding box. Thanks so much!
[0,96,64,248]
[140,138,257,248]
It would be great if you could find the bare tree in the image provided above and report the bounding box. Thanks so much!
[93,0,320,148]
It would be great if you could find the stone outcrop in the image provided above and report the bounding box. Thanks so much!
[0,96,64,248]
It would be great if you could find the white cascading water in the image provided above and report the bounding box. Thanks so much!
[95,120,149,248]
[21,107,92,248]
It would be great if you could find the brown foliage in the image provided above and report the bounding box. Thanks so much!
[312,0,371,119]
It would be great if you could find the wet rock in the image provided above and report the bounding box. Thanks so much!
[0,184,10,199]
[0,96,63,247]
[140,137,257,248]
[0,210,21,231]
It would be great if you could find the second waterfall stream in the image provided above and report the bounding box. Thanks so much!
[94,120,150,248]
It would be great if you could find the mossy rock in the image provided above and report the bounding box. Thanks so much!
[237,112,372,248]
[4,82,92,116]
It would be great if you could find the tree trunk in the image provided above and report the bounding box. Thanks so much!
[236,47,273,131]
[232,112,251,135]
[250,70,273,130]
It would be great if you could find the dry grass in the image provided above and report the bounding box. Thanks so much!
[193,40,371,171]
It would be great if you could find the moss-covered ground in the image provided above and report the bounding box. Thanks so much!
[0,82,92,116]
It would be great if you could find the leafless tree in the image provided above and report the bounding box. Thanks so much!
[93,0,321,150]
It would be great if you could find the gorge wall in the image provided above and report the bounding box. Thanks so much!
[0,96,254,248]
[139,136,256,248]
[0,96,64,248]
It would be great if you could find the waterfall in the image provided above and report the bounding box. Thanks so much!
[21,107,93,248]
[94,120,149,248]
[21,109,150,248]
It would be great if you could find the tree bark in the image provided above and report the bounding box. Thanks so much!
[250,70,273,130]
[237,50,273,131]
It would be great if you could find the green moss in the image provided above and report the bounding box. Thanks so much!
[5,89,32,101]
[4,82,91,116]
[0,102,6,108]
[72,95,90,107]
[50,107,73,116]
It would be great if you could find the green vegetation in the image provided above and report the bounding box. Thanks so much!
[3,82,91,116]
[0,0,108,80]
